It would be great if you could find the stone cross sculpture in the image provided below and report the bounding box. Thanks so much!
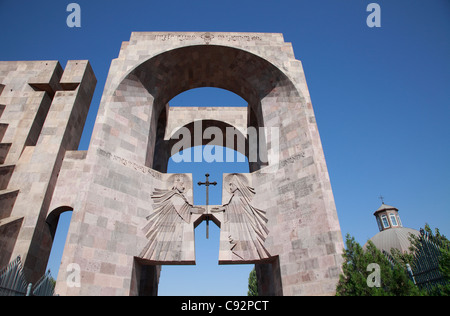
[197,173,217,239]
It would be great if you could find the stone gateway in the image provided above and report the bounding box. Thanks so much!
[0,32,344,295]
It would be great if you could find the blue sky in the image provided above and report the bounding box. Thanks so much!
[1,0,449,295]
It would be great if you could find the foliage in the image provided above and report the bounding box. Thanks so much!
[336,234,424,296]
[437,246,450,295]
[337,224,450,296]
[247,268,258,296]
[439,246,450,295]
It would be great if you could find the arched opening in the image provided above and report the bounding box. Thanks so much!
[169,87,247,107]
[169,120,248,163]
[150,86,270,173]
[151,87,250,173]
[157,145,254,295]
[45,207,73,280]
[103,44,303,175]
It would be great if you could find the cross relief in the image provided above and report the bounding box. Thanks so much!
[139,173,271,264]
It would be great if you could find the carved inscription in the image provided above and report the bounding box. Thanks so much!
[279,152,306,168]
[97,148,162,180]
[151,33,263,43]
[154,34,197,41]
[217,34,262,42]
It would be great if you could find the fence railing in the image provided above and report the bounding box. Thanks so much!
[410,229,449,292]
[383,228,449,293]
[0,256,55,296]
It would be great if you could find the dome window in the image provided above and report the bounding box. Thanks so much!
[381,214,390,229]
[389,213,398,226]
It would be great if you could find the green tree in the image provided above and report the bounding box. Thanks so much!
[438,246,450,295]
[247,268,258,296]
[336,234,423,296]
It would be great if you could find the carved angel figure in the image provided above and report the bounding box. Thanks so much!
[212,174,270,261]
[140,175,202,261]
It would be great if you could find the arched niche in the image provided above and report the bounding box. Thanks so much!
[153,119,249,173]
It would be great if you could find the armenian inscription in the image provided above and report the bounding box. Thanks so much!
[152,32,263,43]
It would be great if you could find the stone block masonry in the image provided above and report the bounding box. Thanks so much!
[0,32,344,296]
[0,60,96,281]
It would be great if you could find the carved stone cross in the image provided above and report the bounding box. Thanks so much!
[198,173,217,239]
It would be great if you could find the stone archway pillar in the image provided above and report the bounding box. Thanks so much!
[50,32,343,296]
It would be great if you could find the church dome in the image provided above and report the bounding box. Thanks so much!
[367,227,420,255]
[365,201,420,255]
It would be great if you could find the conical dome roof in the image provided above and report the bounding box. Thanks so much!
[366,227,420,255]
[373,203,398,215]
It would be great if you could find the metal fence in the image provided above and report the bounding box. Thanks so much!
[381,228,449,294]
[0,256,55,296]
[409,229,449,292]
